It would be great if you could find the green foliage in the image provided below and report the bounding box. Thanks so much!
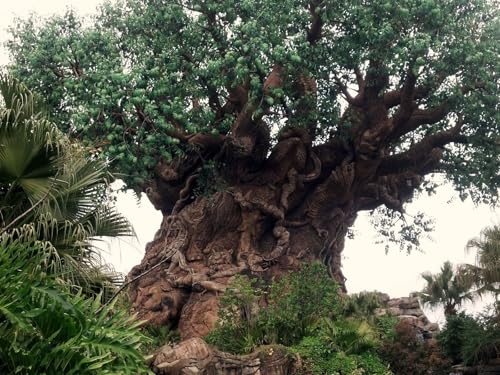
[205,274,264,353]
[141,324,181,355]
[206,263,340,352]
[0,75,132,300]
[262,262,341,345]
[192,160,226,197]
[0,240,152,374]
[379,320,451,375]
[293,335,392,375]
[438,312,480,365]
[459,224,500,299]
[438,309,500,366]
[374,315,398,342]
[419,261,473,316]
[343,291,384,321]
[207,263,394,374]
[6,0,499,203]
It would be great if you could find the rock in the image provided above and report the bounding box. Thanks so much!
[400,308,423,316]
[398,315,419,324]
[152,338,295,375]
[372,293,439,339]
[374,308,387,317]
[387,307,402,316]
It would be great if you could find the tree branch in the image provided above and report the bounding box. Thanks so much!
[307,0,324,45]
[389,101,451,141]
[379,119,466,176]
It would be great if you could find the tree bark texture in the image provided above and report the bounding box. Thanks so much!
[127,19,470,367]
[151,338,296,375]
[128,73,463,339]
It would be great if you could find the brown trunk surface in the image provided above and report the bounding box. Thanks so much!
[151,338,296,375]
[129,170,355,339]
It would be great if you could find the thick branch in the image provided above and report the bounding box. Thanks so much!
[389,101,451,141]
[379,121,466,176]
[392,69,418,127]
[307,1,324,44]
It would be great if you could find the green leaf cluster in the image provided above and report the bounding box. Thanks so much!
[206,262,395,374]
[0,240,152,374]
[438,309,500,366]
[6,0,499,201]
[0,75,133,300]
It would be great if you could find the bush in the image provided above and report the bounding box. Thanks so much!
[207,262,394,375]
[438,310,500,366]
[206,262,341,353]
[379,320,451,375]
[0,241,152,374]
[292,335,392,375]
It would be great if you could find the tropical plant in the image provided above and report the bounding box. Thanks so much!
[438,309,500,366]
[420,261,473,316]
[0,240,152,374]
[343,291,385,322]
[0,75,132,299]
[293,335,393,375]
[206,263,341,353]
[459,225,500,300]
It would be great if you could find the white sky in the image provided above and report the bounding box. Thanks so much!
[1,0,497,325]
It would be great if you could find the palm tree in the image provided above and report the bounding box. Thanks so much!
[459,225,500,301]
[420,261,473,317]
[0,75,132,299]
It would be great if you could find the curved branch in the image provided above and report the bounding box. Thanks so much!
[379,120,466,176]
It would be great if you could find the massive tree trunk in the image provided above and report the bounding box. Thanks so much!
[128,131,360,338]
[127,37,467,373]
[126,67,463,366]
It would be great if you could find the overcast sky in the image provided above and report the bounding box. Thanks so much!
[1,0,498,325]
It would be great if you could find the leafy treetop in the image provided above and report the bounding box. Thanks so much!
[6,0,499,203]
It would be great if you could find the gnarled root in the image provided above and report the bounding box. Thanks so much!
[152,338,296,375]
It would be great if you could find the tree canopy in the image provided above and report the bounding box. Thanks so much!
[7,0,499,205]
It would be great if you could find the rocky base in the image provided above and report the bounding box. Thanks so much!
[151,338,295,375]
[374,292,439,339]
[147,292,441,374]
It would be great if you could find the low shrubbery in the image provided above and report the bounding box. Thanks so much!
[438,310,500,366]
[206,263,396,374]
[378,320,451,375]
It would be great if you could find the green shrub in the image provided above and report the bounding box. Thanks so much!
[438,309,500,366]
[379,320,451,375]
[207,262,394,375]
[261,262,341,345]
[206,263,341,353]
[292,335,392,375]
[343,292,384,321]
[0,241,152,374]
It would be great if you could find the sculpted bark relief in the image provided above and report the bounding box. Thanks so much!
[8,0,499,369]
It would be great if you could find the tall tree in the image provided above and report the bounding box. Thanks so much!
[460,225,500,300]
[7,0,499,343]
[420,261,472,317]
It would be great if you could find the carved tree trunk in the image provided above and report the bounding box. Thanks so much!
[127,44,464,373]
[151,338,296,375]
[128,145,357,339]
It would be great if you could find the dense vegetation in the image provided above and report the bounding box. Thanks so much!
[205,262,452,374]
[419,224,500,370]
[0,241,152,374]
[0,76,152,374]
[1,0,499,373]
